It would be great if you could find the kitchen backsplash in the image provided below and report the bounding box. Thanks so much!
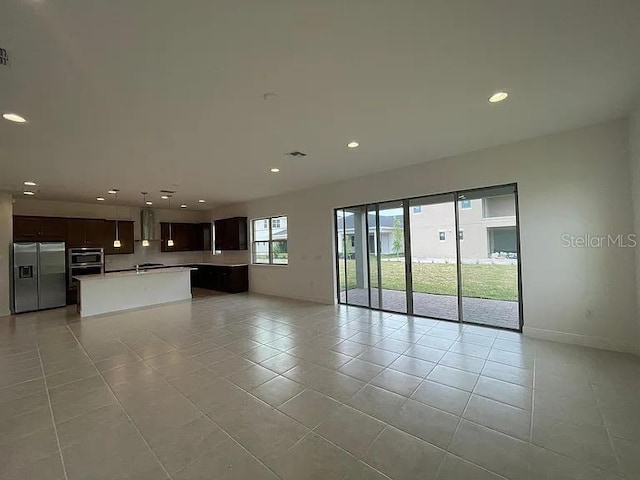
[104,242,206,271]
[204,249,251,265]
[105,243,251,270]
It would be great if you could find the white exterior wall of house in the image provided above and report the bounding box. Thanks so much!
[409,197,516,260]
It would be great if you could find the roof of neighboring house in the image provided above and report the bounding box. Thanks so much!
[339,213,401,230]
[273,229,287,238]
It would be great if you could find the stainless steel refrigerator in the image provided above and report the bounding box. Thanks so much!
[12,242,67,313]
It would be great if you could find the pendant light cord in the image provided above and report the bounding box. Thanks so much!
[115,190,119,241]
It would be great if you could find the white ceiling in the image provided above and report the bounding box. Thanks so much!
[1,0,639,209]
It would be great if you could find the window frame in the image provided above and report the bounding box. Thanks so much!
[252,216,288,266]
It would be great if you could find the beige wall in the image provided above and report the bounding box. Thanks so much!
[630,107,640,353]
[213,119,638,353]
[0,193,13,316]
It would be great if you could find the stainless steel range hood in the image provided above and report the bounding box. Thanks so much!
[140,208,157,244]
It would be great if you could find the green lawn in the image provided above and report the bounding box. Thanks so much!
[339,259,518,301]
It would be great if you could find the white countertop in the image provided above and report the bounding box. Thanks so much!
[104,263,249,273]
[75,266,196,281]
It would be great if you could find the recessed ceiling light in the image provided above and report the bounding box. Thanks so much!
[23,181,37,186]
[180,204,187,208]
[347,141,360,148]
[161,195,169,200]
[108,190,118,194]
[96,197,105,201]
[270,168,280,173]
[488,91,509,103]
[23,191,35,196]
[145,201,153,205]
[3,113,27,123]
[198,199,205,203]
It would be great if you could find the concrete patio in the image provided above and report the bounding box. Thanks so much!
[341,288,519,330]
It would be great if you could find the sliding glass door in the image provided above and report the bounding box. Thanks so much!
[336,206,369,307]
[368,205,381,309]
[408,194,459,321]
[457,186,520,329]
[335,183,522,331]
[376,201,407,313]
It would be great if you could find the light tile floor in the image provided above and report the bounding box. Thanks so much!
[1,292,639,479]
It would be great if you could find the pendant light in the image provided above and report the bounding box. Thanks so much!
[113,189,121,248]
[141,192,150,247]
[167,195,174,247]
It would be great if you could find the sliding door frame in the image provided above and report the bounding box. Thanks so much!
[334,182,523,332]
[453,194,464,324]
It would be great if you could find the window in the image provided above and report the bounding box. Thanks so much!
[412,205,422,214]
[252,216,288,265]
[458,229,464,241]
[459,199,471,209]
[438,230,446,241]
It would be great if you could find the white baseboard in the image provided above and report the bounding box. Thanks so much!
[524,326,639,355]
[248,288,333,306]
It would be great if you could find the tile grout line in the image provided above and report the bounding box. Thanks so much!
[115,338,288,480]
[588,372,625,477]
[55,302,533,480]
[275,353,498,478]
[62,325,175,480]
[35,339,70,480]
[529,346,538,443]
[137,337,397,480]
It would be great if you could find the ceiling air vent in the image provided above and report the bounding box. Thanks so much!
[0,47,9,67]
[286,151,307,157]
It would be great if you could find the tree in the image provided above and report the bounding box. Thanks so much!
[392,216,404,258]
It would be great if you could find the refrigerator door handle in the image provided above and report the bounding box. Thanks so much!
[36,243,40,306]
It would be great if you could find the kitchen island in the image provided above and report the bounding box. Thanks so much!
[74,267,195,317]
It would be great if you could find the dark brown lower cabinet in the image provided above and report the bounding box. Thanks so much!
[190,265,248,293]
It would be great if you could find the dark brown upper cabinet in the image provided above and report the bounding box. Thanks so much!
[66,218,107,248]
[103,220,135,255]
[214,217,247,250]
[160,222,211,252]
[14,216,134,255]
[13,216,67,242]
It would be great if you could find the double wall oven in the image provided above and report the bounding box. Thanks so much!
[68,248,104,300]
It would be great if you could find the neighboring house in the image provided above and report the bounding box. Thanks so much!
[337,195,517,261]
[252,217,288,263]
[337,213,398,257]
[253,217,288,241]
